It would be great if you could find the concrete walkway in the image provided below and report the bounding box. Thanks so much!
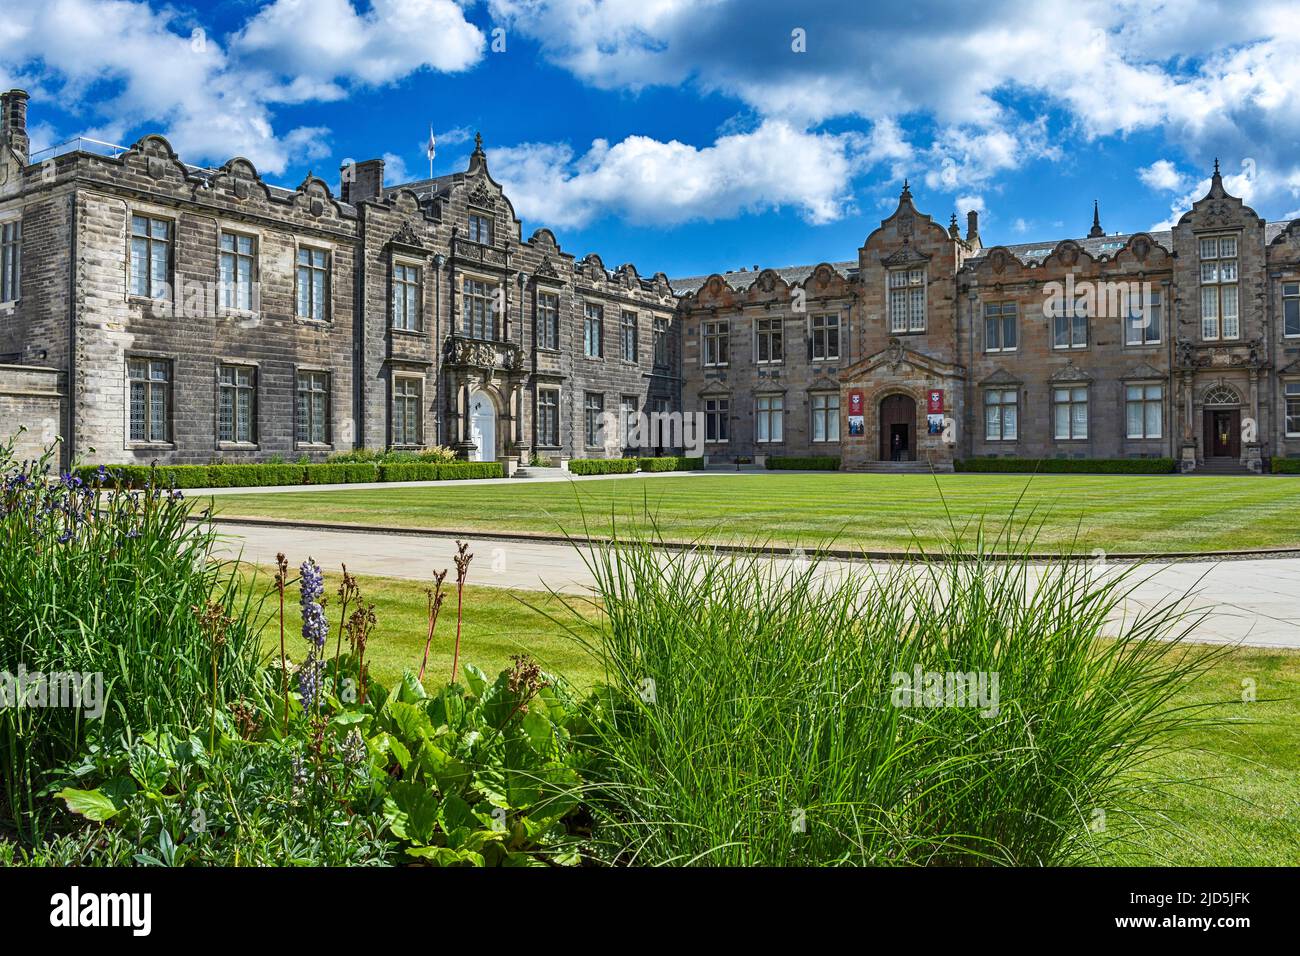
[211,520,1300,650]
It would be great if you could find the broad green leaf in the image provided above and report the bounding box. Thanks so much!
[57,787,122,822]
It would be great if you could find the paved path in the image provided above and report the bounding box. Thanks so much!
[211,521,1300,650]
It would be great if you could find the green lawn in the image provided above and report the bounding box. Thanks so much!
[242,567,1299,866]
[213,472,1300,554]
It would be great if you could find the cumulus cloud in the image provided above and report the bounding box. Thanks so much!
[486,121,863,228]
[1138,159,1188,193]
[1,0,482,175]
[488,0,1300,213]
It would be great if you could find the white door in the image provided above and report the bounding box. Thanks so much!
[469,390,495,462]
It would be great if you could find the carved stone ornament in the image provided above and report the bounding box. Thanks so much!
[392,219,423,248]
[468,179,495,208]
[886,337,906,369]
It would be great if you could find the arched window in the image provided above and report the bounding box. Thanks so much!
[1203,384,1241,406]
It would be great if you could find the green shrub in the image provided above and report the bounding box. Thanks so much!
[956,457,1176,474]
[74,464,214,489]
[636,456,704,472]
[206,464,305,487]
[1272,458,1300,474]
[304,463,379,484]
[569,458,639,476]
[1,438,265,839]
[327,447,384,464]
[565,528,1221,866]
[378,462,440,482]
[765,456,841,471]
[377,461,504,482]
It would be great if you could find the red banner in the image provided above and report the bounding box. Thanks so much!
[848,389,864,416]
[927,389,944,414]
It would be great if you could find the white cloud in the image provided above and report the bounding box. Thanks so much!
[1138,159,1188,193]
[2,0,482,175]
[487,121,863,228]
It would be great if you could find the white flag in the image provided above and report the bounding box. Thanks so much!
[426,127,436,162]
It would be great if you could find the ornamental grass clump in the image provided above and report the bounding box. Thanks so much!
[0,435,263,838]
[562,519,1225,866]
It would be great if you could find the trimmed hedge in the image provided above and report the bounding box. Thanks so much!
[568,458,639,476]
[636,456,704,472]
[1272,458,1300,474]
[76,459,502,488]
[766,456,842,471]
[955,457,1177,475]
[378,461,503,482]
[303,462,380,485]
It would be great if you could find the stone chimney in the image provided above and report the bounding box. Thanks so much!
[1,90,30,165]
[340,157,384,204]
[966,209,979,243]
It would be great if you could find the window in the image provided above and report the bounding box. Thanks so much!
[537,389,559,446]
[392,262,422,331]
[756,317,783,364]
[392,378,423,446]
[219,232,256,311]
[1283,283,1300,338]
[462,277,497,339]
[0,220,19,302]
[1286,383,1300,437]
[1126,384,1163,439]
[621,311,638,362]
[1199,235,1239,340]
[1052,296,1088,349]
[811,392,839,442]
[984,302,1017,352]
[811,314,840,361]
[583,392,604,446]
[704,397,729,443]
[127,358,170,443]
[296,247,329,321]
[1053,386,1088,440]
[130,215,171,299]
[620,395,638,446]
[888,268,926,333]
[985,389,1018,441]
[584,303,604,357]
[653,317,669,366]
[1125,287,1162,345]
[217,365,257,443]
[468,214,492,244]
[702,320,729,367]
[536,292,559,349]
[296,371,330,445]
[756,394,783,443]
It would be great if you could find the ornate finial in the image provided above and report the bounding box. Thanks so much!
[949,213,960,238]
[1088,199,1104,238]
[1213,157,1220,177]
[900,178,912,201]
[474,131,484,154]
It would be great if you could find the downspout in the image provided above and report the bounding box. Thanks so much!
[353,206,366,450]
[66,188,77,471]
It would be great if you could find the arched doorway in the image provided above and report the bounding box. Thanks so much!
[468,388,496,462]
[1202,383,1241,459]
[879,394,917,461]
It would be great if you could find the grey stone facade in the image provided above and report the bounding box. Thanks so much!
[2,90,1297,474]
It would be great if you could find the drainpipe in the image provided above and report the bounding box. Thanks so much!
[66,188,77,470]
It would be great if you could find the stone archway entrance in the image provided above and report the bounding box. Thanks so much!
[879,394,917,461]
[468,388,497,462]
[1201,384,1242,460]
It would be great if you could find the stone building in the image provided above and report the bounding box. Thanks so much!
[2,89,1298,474]
[0,92,678,469]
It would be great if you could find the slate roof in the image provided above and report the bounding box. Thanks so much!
[669,260,858,296]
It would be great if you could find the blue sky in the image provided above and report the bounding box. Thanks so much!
[4,0,1298,277]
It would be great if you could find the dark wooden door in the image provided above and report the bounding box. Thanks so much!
[879,394,916,461]
[1204,409,1240,457]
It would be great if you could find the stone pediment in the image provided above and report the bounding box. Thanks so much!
[1049,360,1093,383]
[979,366,1021,386]
[1276,357,1300,376]
[806,373,841,392]
[842,338,963,380]
[880,246,931,268]
[1121,361,1165,381]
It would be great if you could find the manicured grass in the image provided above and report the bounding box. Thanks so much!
[244,567,603,691]
[212,472,1300,554]
[239,565,1298,865]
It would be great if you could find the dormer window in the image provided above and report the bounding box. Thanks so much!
[468,214,492,244]
[888,268,926,333]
